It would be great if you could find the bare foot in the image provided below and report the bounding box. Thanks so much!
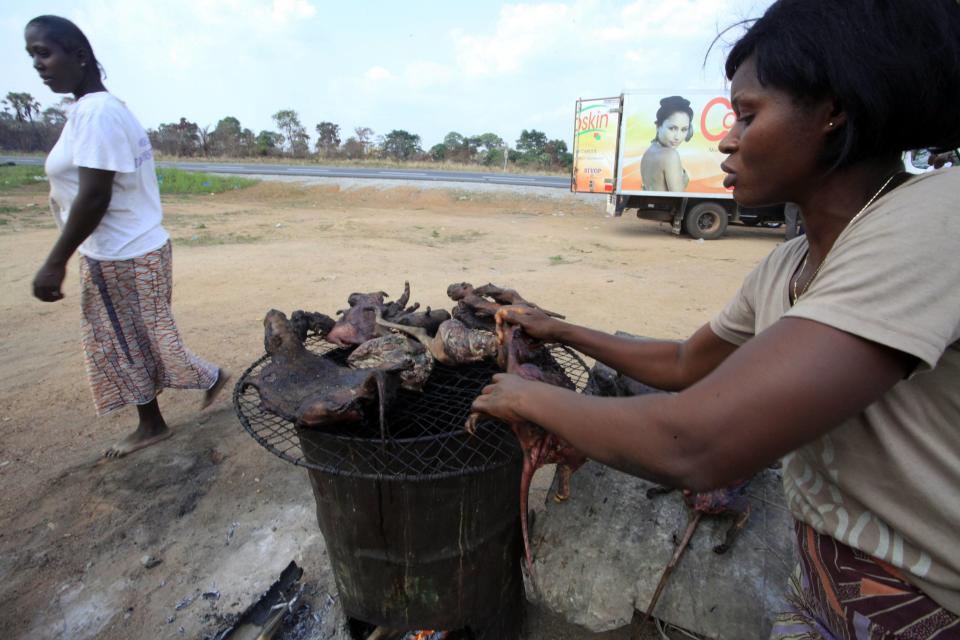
[104,424,172,458]
[201,368,231,410]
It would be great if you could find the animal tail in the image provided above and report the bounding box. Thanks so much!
[643,510,703,626]
[519,455,537,582]
[374,371,389,444]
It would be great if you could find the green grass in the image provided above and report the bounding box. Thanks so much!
[156,168,257,194]
[0,164,257,195]
[153,154,569,177]
[0,165,46,191]
[175,231,262,246]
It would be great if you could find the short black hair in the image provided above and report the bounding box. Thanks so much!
[725,0,960,171]
[26,15,105,80]
[654,96,693,127]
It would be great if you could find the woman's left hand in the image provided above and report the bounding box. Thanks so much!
[471,373,536,424]
[33,262,66,302]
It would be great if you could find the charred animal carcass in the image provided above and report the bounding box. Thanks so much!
[243,309,398,438]
[390,306,451,337]
[643,480,752,625]
[326,281,419,348]
[375,310,498,366]
[467,325,587,577]
[471,283,564,319]
[347,333,434,392]
[447,282,501,331]
[447,282,564,331]
[290,310,336,342]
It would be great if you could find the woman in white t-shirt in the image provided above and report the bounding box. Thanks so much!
[472,0,960,636]
[25,15,228,458]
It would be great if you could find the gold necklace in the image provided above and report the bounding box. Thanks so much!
[791,172,900,304]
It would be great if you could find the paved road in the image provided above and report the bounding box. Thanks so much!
[1,156,570,189]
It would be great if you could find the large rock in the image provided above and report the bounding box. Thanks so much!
[528,352,797,639]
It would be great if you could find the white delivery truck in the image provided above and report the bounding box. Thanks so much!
[571,92,785,239]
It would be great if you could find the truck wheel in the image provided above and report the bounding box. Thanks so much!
[684,203,728,240]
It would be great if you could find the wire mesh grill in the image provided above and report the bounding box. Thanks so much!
[234,335,591,480]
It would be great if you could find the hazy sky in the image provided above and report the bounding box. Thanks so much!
[3,0,774,149]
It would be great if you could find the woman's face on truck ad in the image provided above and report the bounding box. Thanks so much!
[657,112,691,148]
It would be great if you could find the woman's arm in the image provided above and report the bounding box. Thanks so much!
[33,167,114,301]
[555,321,737,390]
[473,316,914,491]
[496,306,738,390]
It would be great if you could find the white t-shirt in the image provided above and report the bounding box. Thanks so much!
[45,91,169,261]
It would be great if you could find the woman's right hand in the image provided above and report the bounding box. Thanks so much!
[495,305,562,342]
[33,262,66,302]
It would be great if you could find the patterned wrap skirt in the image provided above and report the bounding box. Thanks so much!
[79,241,218,416]
[770,522,959,639]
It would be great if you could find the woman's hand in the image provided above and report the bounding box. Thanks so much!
[34,167,114,302]
[495,305,562,342]
[33,262,66,302]
[471,373,536,424]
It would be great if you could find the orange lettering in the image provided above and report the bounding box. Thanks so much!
[701,97,734,142]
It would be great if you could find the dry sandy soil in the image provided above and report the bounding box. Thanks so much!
[0,178,784,639]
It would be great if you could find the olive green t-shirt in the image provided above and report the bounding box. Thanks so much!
[709,169,960,613]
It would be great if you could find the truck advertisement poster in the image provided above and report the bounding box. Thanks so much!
[571,96,621,193]
[616,92,735,197]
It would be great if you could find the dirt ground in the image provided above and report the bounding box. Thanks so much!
[0,179,784,639]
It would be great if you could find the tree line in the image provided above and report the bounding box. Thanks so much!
[1,92,573,170]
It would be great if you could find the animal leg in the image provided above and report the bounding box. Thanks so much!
[374,310,441,357]
[643,510,703,626]
[553,463,573,502]
[646,485,675,499]
[473,283,565,319]
[395,281,410,310]
[713,501,751,554]
[373,371,389,443]
[518,454,536,580]
[472,283,522,305]
[240,377,260,394]
[463,411,480,435]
